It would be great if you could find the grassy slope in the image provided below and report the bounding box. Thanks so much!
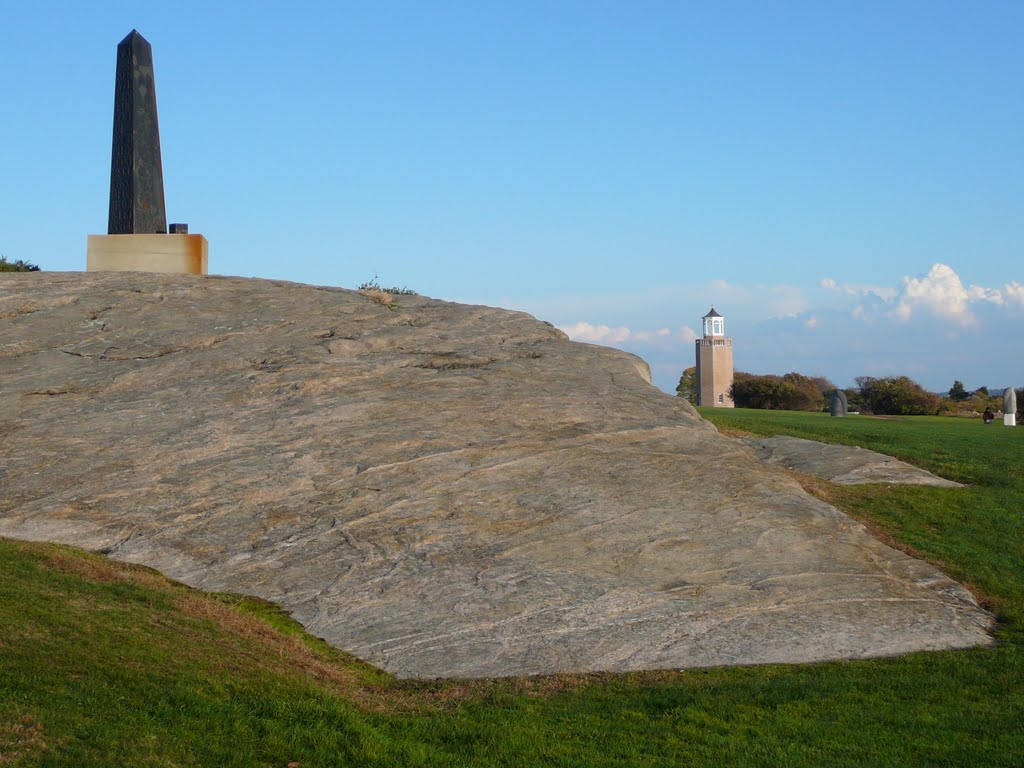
[1,410,1022,767]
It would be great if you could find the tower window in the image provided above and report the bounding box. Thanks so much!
[718,393,724,403]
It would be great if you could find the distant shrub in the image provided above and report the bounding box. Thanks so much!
[0,256,40,272]
[938,391,1003,417]
[730,371,831,411]
[856,375,941,416]
[948,380,970,401]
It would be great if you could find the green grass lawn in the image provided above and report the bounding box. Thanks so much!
[2,409,1023,766]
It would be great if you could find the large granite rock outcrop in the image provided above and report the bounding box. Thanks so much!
[0,273,991,678]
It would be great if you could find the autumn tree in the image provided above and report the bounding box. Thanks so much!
[675,367,697,404]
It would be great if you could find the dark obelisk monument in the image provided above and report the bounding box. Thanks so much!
[87,30,207,273]
[108,30,167,235]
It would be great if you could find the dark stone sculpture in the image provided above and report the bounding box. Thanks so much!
[829,389,848,418]
[107,30,167,235]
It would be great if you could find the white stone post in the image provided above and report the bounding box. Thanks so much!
[1004,389,1017,426]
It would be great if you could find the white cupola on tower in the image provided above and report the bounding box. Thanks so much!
[702,307,725,338]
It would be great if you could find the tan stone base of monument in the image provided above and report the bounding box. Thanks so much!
[87,234,208,275]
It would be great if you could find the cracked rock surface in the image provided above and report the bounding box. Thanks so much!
[0,273,992,678]
[742,436,965,487]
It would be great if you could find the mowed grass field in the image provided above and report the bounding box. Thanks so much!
[1,409,1022,766]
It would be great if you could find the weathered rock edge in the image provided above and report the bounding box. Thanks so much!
[0,273,992,678]
[742,436,965,487]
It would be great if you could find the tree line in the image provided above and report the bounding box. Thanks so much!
[676,367,1024,417]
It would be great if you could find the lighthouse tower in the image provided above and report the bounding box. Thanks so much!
[695,307,734,407]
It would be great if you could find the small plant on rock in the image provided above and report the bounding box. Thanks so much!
[357,275,416,295]
[356,275,416,311]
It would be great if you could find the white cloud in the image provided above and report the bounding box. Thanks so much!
[847,295,890,324]
[633,327,672,342]
[559,322,632,344]
[891,263,1012,327]
[1006,282,1024,307]
[820,277,897,300]
[559,322,697,349]
[804,316,818,329]
[967,284,1004,305]
[762,285,809,317]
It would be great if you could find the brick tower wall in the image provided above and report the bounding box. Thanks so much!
[696,338,734,407]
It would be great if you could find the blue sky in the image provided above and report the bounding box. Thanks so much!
[1,2,1021,394]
